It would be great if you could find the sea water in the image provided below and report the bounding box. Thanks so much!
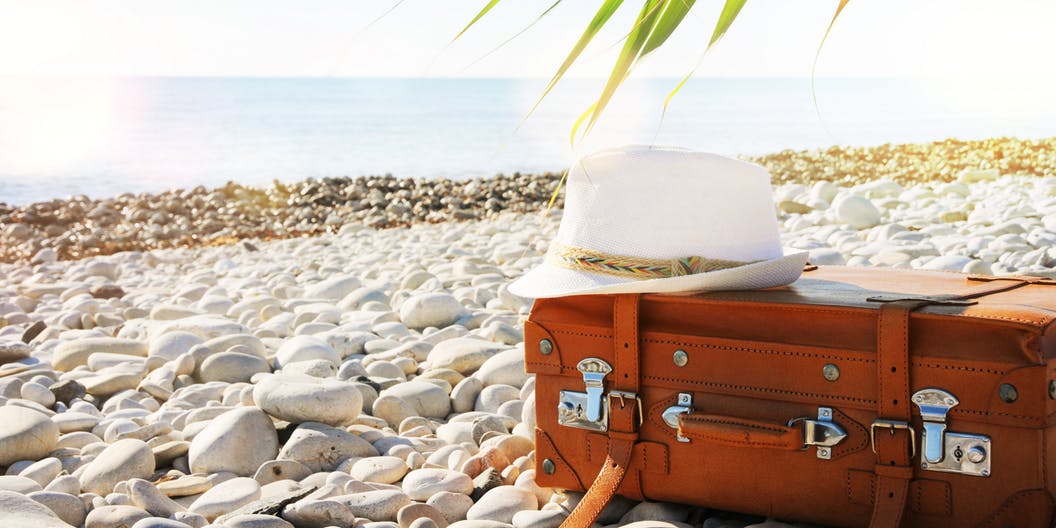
[1,76,1054,204]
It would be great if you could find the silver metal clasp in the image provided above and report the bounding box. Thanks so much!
[912,388,992,477]
[557,358,613,432]
[662,393,693,442]
[790,407,847,460]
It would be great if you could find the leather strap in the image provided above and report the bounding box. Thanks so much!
[870,300,924,527]
[613,294,641,395]
[561,294,641,528]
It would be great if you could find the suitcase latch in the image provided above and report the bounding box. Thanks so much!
[557,358,613,431]
[661,393,693,443]
[912,388,992,477]
[790,407,847,460]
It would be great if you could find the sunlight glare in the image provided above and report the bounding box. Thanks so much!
[0,77,121,176]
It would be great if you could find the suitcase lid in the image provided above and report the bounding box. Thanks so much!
[526,266,1056,427]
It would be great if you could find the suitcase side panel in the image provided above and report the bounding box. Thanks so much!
[526,296,1052,527]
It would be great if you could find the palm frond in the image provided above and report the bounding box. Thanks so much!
[453,0,504,42]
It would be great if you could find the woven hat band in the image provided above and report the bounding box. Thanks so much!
[546,242,755,280]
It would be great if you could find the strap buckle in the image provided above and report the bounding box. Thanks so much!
[870,419,917,459]
[608,391,643,427]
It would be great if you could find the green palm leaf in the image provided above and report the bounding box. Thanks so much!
[581,0,667,135]
[466,0,564,69]
[641,0,696,57]
[453,0,504,42]
[525,0,626,119]
[660,0,746,118]
[812,0,851,110]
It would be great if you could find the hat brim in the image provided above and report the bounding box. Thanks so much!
[507,249,809,299]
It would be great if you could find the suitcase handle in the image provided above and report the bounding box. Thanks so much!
[677,413,806,450]
[677,411,847,453]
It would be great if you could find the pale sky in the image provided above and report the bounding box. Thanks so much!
[0,0,1053,79]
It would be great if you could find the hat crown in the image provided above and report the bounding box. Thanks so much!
[558,146,783,263]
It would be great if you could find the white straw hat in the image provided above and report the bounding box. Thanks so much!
[508,145,807,299]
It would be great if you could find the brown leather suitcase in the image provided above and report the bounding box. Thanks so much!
[524,266,1056,527]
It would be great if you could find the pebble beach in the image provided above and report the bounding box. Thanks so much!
[2,136,1056,528]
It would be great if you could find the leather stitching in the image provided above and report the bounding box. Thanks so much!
[643,376,874,404]
[645,338,872,363]
[683,416,790,434]
[975,489,1053,528]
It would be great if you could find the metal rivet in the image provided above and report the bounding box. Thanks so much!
[539,339,553,356]
[822,363,840,382]
[966,446,987,464]
[673,349,688,367]
[541,459,556,475]
[1049,380,1055,400]
[999,383,1018,403]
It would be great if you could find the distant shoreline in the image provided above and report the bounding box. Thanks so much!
[2,136,1054,265]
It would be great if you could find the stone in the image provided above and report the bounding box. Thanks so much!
[223,514,295,528]
[379,381,451,418]
[304,275,362,301]
[198,352,270,383]
[277,422,378,472]
[617,522,694,528]
[84,504,152,528]
[152,440,190,468]
[189,477,262,521]
[0,339,30,362]
[351,456,410,484]
[17,380,54,407]
[426,491,474,523]
[474,385,519,414]
[510,510,565,528]
[834,196,882,229]
[447,520,513,528]
[400,293,467,330]
[473,349,526,388]
[398,503,450,528]
[920,254,974,272]
[0,490,74,528]
[130,518,192,528]
[402,469,474,501]
[409,519,440,528]
[53,337,147,371]
[427,339,506,375]
[188,406,278,476]
[156,475,212,497]
[253,459,313,485]
[78,438,155,495]
[331,490,411,523]
[18,457,62,487]
[451,378,483,414]
[80,363,148,396]
[44,474,81,495]
[253,374,363,426]
[149,332,204,362]
[280,498,356,528]
[0,406,60,465]
[28,491,87,527]
[274,335,340,368]
[127,478,185,517]
[618,500,691,524]
[49,380,86,405]
[466,486,536,524]
[0,475,43,493]
[372,395,419,428]
[280,358,336,378]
